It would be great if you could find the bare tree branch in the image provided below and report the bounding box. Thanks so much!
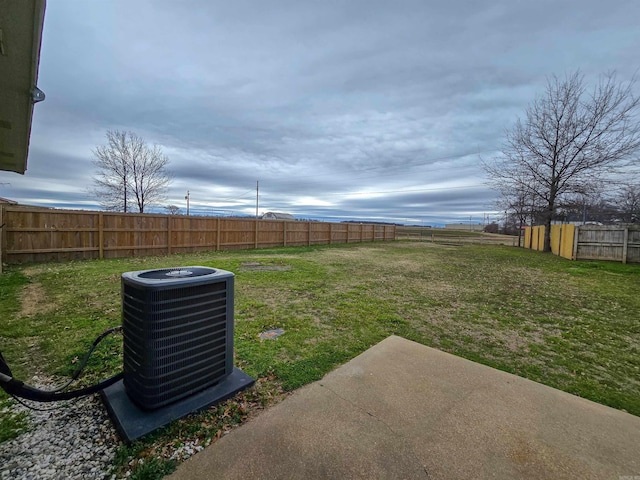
[613,183,640,223]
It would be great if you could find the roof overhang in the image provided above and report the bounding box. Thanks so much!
[0,0,46,174]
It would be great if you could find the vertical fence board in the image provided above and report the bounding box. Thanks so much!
[167,216,172,255]
[283,221,287,247]
[531,227,539,251]
[255,219,259,249]
[523,228,531,249]
[550,225,561,255]
[559,224,574,260]
[98,213,104,259]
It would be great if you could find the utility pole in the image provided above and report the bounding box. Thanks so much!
[256,181,259,219]
[185,190,190,216]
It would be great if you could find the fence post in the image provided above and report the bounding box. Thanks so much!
[557,226,562,258]
[255,219,259,249]
[622,226,629,264]
[308,222,312,246]
[167,215,172,255]
[328,223,332,245]
[283,221,287,247]
[216,218,221,251]
[360,224,363,243]
[538,226,543,251]
[98,212,104,260]
[572,226,579,260]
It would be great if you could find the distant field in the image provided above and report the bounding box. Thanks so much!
[396,226,518,245]
[397,226,495,237]
[1,241,638,476]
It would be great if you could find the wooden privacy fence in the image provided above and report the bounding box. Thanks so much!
[523,224,640,264]
[523,224,576,260]
[0,205,395,266]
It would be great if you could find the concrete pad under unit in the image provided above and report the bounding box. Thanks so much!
[102,368,255,442]
[168,335,640,480]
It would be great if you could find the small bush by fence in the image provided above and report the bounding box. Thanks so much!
[523,224,640,264]
[0,205,395,268]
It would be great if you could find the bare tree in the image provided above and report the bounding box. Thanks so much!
[485,71,640,251]
[614,184,640,223]
[164,204,181,215]
[93,131,171,213]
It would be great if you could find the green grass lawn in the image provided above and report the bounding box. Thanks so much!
[1,242,639,478]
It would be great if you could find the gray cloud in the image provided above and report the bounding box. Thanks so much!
[1,0,638,225]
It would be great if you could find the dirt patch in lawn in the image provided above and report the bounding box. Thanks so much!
[19,283,55,317]
[21,266,46,276]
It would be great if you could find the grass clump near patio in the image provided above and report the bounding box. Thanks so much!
[1,242,638,475]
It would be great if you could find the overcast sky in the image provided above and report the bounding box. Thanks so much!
[1,0,639,225]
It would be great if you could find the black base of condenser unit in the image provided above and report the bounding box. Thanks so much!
[101,368,255,442]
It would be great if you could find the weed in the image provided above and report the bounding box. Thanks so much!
[128,457,177,480]
[0,399,30,443]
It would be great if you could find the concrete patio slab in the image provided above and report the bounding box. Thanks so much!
[168,335,640,480]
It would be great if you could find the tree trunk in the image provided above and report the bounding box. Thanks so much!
[518,218,523,247]
[543,215,552,252]
[543,185,558,252]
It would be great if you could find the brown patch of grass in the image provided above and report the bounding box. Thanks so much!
[21,266,46,276]
[19,282,55,317]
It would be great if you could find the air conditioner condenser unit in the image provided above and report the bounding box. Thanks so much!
[102,266,254,442]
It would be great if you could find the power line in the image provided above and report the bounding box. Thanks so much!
[211,188,255,203]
